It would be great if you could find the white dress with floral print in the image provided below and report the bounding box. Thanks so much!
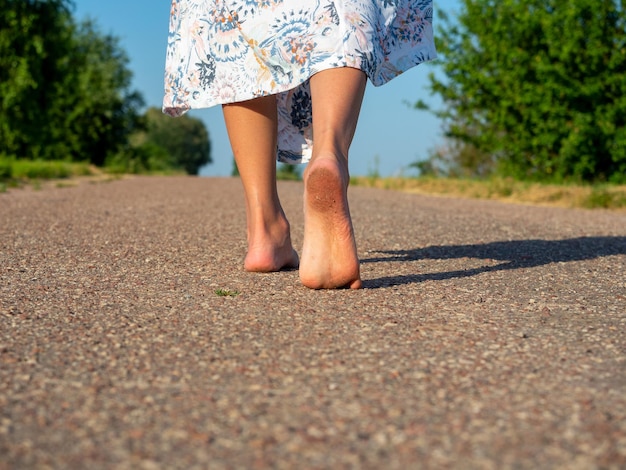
[163,0,437,163]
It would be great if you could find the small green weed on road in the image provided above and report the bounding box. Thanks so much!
[215,289,240,297]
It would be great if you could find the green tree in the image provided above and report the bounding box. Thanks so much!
[427,0,626,183]
[61,20,144,166]
[0,0,143,164]
[1,0,74,158]
[139,107,211,175]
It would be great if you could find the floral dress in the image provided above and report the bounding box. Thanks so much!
[163,0,437,163]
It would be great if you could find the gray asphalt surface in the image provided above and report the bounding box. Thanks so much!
[1,176,625,469]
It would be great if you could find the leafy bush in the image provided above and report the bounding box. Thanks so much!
[276,163,302,181]
[426,0,626,183]
[137,107,212,175]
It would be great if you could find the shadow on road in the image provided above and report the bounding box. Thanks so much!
[361,236,626,289]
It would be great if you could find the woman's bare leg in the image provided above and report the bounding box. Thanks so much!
[222,95,299,272]
[299,68,366,289]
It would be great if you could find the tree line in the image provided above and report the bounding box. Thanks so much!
[1,0,210,175]
[419,0,625,184]
[5,0,623,183]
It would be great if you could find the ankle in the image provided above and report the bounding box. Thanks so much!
[306,154,349,187]
[247,209,291,242]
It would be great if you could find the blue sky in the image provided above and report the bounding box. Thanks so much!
[73,0,460,177]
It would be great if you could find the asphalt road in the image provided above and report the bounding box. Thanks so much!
[1,176,625,469]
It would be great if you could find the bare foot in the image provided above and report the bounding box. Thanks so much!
[244,216,299,272]
[299,157,362,289]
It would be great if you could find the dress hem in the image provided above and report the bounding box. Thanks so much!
[162,48,437,118]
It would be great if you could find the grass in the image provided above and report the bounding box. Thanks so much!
[350,176,626,210]
[0,158,95,188]
[3,157,623,211]
[215,289,240,297]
